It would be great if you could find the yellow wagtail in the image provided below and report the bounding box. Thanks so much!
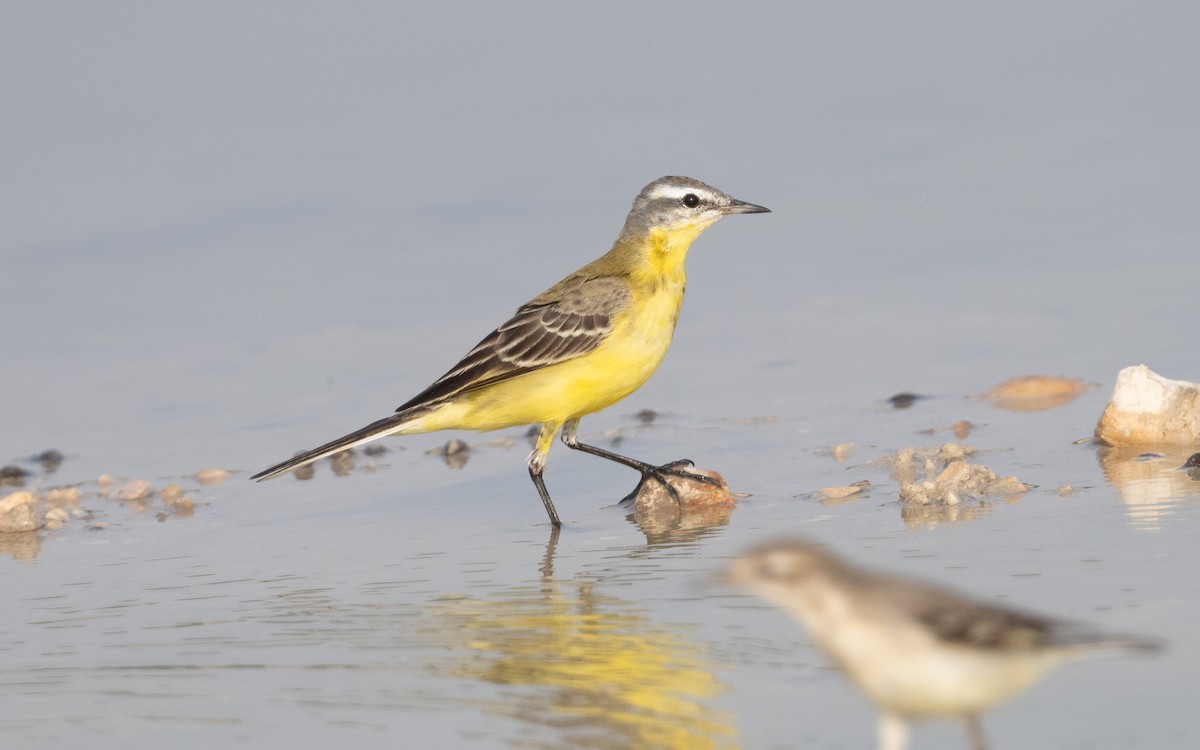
[251,176,769,527]
[725,538,1160,750]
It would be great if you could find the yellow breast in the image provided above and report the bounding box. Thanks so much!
[410,226,696,433]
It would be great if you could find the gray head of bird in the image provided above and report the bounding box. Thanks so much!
[725,538,836,592]
[619,176,770,240]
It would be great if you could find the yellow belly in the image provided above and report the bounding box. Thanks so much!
[409,280,684,432]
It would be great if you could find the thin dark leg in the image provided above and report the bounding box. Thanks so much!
[561,430,719,505]
[528,465,563,528]
[566,439,709,477]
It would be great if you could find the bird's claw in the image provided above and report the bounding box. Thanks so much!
[618,459,719,506]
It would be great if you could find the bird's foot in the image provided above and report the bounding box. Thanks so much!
[618,459,721,506]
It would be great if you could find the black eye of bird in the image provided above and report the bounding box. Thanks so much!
[682,193,700,208]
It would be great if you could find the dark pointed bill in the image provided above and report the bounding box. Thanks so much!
[724,198,771,214]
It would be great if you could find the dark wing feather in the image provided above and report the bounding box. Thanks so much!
[869,575,1054,651]
[395,276,630,412]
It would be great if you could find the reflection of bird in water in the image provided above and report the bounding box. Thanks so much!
[426,528,738,749]
[725,538,1161,750]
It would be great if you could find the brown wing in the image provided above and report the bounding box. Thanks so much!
[869,575,1054,651]
[395,275,630,412]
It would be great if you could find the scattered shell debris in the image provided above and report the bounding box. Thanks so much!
[918,420,976,440]
[807,480,872,505]
[879,443,976,486]
[46,486,81,505]
[427,438,471,469]
[330,449,356,476]
[44,507,70,530]
[898,460,1031,506]
[880,443,1032,511]
[0,455,228,560]
[977,375,1095,412]
[160,484,196,514]
[814,442,855,461]
[194,468,230,485]
[1094,365,1200,446]
[113,479,153,502]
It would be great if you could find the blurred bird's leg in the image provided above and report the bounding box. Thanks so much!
[879,713,910,750]
[559,418,720,504]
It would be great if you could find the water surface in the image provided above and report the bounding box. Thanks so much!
[4,3,1199,748]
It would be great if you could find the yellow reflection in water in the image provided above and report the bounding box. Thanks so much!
[426,535,738,750]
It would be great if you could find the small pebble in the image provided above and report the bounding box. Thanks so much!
[46,487,82,505]
[44,507,69,529]
[0,490,38,513]
[810,480,872,503]
[194,468,230,485]
[161,484,195,512]
[0,465,29,487]
[888,392,921,409]
[632,466,735,514]
[428,439,471,469]
[0,491,42,533]
[34,449,65,472]
[980,375,1092,412]
[330,450,355,476]
[363,444,388,457]
[114,480,153,501]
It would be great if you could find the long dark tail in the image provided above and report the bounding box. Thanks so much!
[250,409,425,481]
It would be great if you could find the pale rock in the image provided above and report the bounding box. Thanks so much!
[1095,365,1200,446]
[0,491,43,533]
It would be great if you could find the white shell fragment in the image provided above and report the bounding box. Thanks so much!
[1094,365,1200,447]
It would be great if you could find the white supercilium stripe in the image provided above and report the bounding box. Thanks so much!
[643,184,719,202]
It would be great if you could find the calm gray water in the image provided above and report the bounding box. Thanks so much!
[4,3,1199,748]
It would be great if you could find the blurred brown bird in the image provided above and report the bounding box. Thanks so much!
[725,538,1161,750]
